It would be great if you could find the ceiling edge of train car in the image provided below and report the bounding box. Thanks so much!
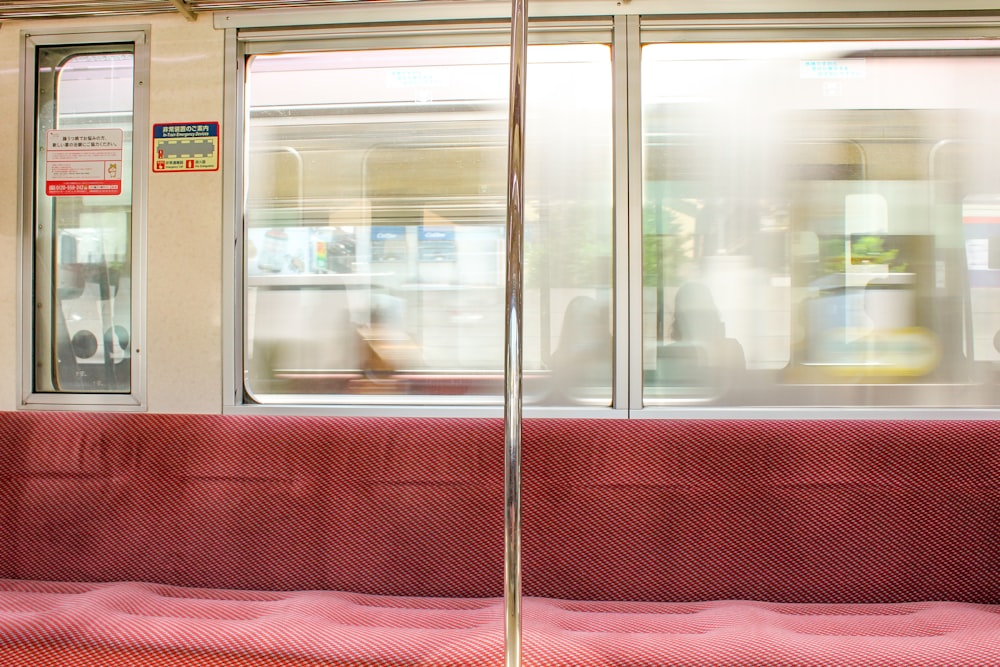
[0,0,414,24]
[7,0,1000,25]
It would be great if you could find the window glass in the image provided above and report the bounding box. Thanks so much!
[642,41,1000,406]
[33,48,135,393]
[244,44,613,405]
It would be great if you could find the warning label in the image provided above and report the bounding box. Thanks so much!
[153,122,220,173]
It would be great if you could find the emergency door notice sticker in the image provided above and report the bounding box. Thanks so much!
[153,122,220,173]
[45,128,123,196]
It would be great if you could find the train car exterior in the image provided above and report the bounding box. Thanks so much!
[4,0,1000,417]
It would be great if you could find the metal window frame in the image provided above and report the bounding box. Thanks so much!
[18,27,149,411]
[213,0,1000,30]
[220,2,1000,418]
[222,15,621,416]
[615,14,641,413]
[634,18,1000,417]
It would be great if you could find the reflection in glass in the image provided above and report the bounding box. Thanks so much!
[645,282,745,393]
[244,45,613,404]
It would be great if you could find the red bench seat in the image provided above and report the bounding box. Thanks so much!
[0,412,997,666]
[2,580,999,666]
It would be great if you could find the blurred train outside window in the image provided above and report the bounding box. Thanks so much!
[21,30,148,408]
[242,44,613,405]
[230,16,1000,411]
[641,40,1000,407]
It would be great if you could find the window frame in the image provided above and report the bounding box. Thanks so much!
[223,17,624,416]
[18,27,149,410]
[221,3,1000,418]
[634,27,1000,415]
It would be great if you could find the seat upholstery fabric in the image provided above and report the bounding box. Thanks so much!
[2,580,999,666]
[0,412,998,666]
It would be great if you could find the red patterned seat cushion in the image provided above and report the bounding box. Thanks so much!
[0,412,505,597]
[3,413,997,604]
[1,580,999,666]
[523,418,1000,604]
[1,412,999,665]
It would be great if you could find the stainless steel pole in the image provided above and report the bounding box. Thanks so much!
[504,0,527,665]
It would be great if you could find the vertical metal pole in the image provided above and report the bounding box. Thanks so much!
[504,0,527,666]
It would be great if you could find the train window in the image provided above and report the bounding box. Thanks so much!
[21,30,148,407]
[641,40,1000,407]
[242,43,613,405]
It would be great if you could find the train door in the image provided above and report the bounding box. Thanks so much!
[24,30,147,403]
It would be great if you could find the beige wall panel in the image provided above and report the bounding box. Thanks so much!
[0,14,226,413]
[146,15,225,413]
[0,25,20,411]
